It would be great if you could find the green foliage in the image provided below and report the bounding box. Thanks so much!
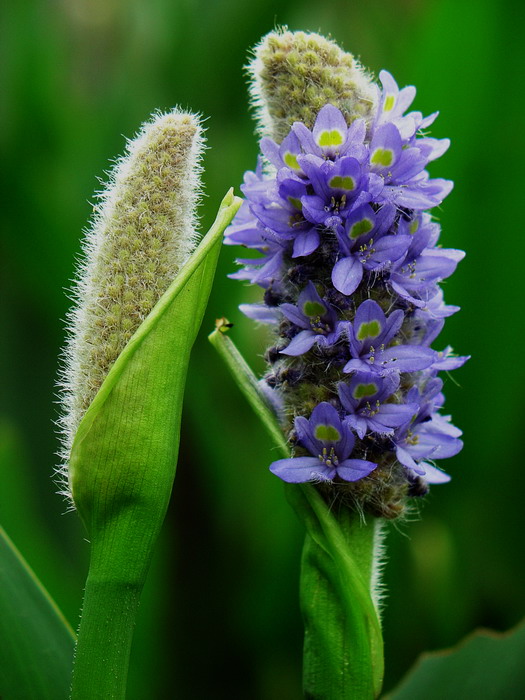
[388,619,525,699]
[0,527,75,700]
[3,1,525,696]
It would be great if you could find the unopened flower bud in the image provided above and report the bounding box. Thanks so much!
[248,29,377,142]
[59,109,204,494]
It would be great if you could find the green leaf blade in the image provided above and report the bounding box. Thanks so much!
[0,527,75,700]
[387,619,525,700]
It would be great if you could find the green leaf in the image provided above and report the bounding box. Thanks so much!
[387,618,525,699]
[70,189,241,700]
[209,328,384,698]
[0,526,75,700]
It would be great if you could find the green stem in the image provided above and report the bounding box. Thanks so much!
[300,509,382,699]
[209,328,384,699]
[71,578,142,699]
[70,508,158,700]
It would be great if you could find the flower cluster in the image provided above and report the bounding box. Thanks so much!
[225,71,468,517]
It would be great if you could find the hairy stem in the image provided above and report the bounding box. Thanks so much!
[299,509,382,699]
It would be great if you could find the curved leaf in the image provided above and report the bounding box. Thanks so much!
[387,618,525,699]
[0,527,75,700]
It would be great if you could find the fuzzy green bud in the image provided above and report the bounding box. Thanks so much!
[62,104,241,698]
[59,109,203,494]
[248,29,377,142]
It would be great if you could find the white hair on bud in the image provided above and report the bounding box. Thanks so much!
[57,109,205,499]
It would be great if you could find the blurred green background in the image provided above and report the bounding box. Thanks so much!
[1,0,524,697]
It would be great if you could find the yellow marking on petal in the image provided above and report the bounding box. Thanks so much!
[353,382,378,399]
[315,424,341,442]
[303,300,326,317]
[329,175,355,190]
[317,129,344,147]
[409,218,419,234]
[383,95,395,112]
[284,152,300,170]
[349,217,374,239]
[288,196,302,209]
[357,320,381,340]
[371,148,394,167]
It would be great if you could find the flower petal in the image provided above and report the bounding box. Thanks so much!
[337,459,377,482]
[332,255,363,295]
[419,463,451,484]
[269,457,334,483]
[280,330,317,356]
[292,228,320,257]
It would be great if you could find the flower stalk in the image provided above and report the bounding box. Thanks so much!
[222,29,467,698]
[298,504,383,698]
[209,326,384,698]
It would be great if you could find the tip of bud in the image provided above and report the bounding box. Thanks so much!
[248,28,378,142]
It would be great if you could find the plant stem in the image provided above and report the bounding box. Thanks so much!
[71,578,142,699]
[69,507,158,700]
[209,329,385,698]
[300,509,381,699]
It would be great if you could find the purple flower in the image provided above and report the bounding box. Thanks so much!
[225,65,467,515]
[342,299,436,376]
[269,402,377,483]
[261,129,305,173]
[331,206,411,296]
[394,414,463,484]
[338,372,418,439]
[280,282,344,356]
[389,246,465,308]
[292,104,367,160]
[374,71,417,136]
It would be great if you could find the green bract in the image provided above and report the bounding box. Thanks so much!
[70,190,241,534]
[70,190,241,699]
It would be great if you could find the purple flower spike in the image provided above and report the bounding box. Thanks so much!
[224,59,467,516]
[269,402,377,483]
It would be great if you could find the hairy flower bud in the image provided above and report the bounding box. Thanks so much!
[59,109,204,489]
[248,29,377,142]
